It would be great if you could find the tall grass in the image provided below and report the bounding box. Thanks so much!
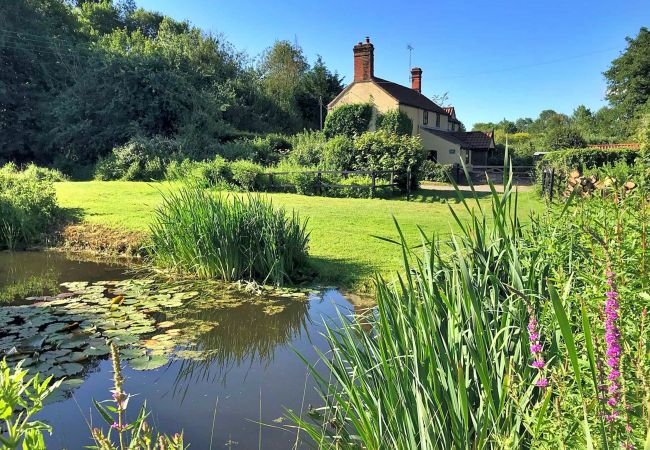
[289,167,553,448]
[149,187,310,286]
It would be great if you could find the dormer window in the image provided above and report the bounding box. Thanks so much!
[423,111,428,125]
[435,113,440,127]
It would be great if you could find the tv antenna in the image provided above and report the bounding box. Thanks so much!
[407,44,414,82]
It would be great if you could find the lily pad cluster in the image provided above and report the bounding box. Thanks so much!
[0,278,312,403]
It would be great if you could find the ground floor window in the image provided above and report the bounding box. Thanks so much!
[427,150,437,161]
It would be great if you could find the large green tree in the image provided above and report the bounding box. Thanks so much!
[604,27,650,126]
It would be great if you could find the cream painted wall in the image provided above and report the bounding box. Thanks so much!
[418,127,463,165]
[399,104,448,136]
[329,81,398,130]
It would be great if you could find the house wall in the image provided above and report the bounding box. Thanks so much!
[328,81,398,130]
[417,127,463,165]
[399,105,449,136]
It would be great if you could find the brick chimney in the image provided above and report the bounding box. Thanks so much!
[353,37,374,82]
[411,67,422,93]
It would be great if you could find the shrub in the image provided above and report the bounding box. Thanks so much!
[21,163,67,182]
[321,135,354,170]
[323,103,373,139]
[353,130,425,189]
[537,147,640,193]
[376,109,413,136]
[287,131,327,167]
[229,160,264,191]
[149,189,310,285]
[95,136,182,181]
[542,126,587,150]
[418,161,454,182]
[0,164,59,249]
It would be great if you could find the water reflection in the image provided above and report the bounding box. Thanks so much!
[171,298,310,395]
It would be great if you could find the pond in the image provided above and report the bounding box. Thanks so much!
[0,251,355,449]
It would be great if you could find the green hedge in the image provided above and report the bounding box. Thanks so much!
[324,103,373,139]
[418,161,454,182]
[540,147,639,170]
[537,147,641,192]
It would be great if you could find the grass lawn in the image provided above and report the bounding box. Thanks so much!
[55,181,544,289]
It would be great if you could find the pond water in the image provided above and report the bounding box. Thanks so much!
[0,251,355,449]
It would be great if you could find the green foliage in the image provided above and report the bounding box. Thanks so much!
[352,130,424,189]
[418,160,454,182]
[323,103,373,139]
[542,126,587,150]
[149,189,310,285]
[375,109,413,136]
[290,176,548,448]
[0,359,61,449]
[541,147,639,171]
[229,160,264,191]
[95,136,181,181]
[0,1,342,165]
[287,131,327,167]
[90,343,185,450]
[321,135,354,170]
[604,27,650,124]
[0,163,59,250]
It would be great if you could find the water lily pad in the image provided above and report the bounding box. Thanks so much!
[156,321,175,329]
[129,355,169,371]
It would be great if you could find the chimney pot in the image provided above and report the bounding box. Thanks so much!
[353,37,374,82]
[411,67,422,93]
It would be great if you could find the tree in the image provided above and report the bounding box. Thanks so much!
[296,56,344,130]
[258,40,308,130]
[604,27,650,123]
[542,126,586,150]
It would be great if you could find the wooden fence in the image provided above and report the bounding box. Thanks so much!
[265,169,403,198]
[540,167,562,200]
[469,165,536,183]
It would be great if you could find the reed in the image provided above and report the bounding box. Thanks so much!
[289,164,553,448]
[149,187,310,286]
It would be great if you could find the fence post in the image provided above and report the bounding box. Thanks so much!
[548,168,555,201]
[370,171,376,198]
[406,167,412,201]
[268,173,274,191]
[317,170,322,196]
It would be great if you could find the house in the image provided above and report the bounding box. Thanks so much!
[328,37,495,166]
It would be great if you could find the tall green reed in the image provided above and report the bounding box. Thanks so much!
[149,187,310,286]
[290,164,554,448]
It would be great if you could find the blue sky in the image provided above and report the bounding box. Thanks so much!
[136,0,648,128]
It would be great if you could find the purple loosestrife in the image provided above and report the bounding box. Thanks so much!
[528,310,548,388]
[604,270,622,422]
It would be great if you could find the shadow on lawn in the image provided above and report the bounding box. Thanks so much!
[406,188,492,204]
[309,255,377,290]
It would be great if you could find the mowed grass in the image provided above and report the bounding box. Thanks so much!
[55,181,544,289]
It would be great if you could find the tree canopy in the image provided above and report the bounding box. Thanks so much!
[0,0,344,165]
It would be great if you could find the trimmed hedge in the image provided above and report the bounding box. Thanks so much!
[324,103,373,139]
[540,147,639,170]
[537,147,641,192]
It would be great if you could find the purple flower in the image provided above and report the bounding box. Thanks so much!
[528,311,549,388]
[603,270,622,419]
[531,359,545,369]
